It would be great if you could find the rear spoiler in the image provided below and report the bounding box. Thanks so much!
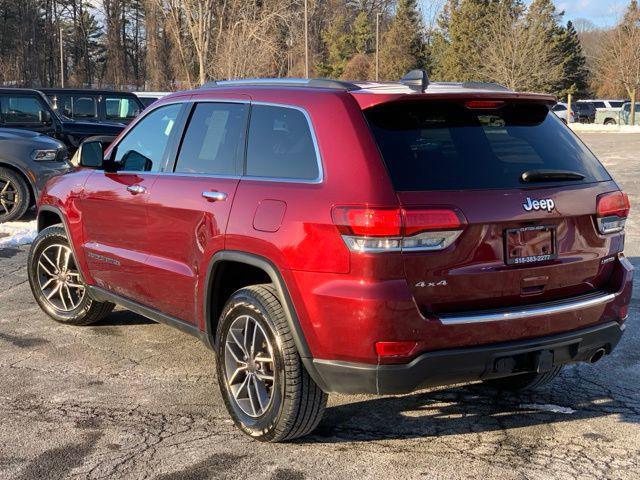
[351,91,557,110]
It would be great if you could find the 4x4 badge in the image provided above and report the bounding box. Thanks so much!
[415,280,448,288]
[523,197,555,213]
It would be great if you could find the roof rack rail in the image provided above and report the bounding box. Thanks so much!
[460,82,511,92]
[201,78,361,91]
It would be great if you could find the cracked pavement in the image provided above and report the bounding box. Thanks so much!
[0,132,639,479]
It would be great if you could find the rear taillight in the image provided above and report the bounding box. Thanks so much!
[332,206,466,253]
[596,191,630,234]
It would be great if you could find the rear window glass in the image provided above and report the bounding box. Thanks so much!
[365,101,610,191]
[609,101,624,108]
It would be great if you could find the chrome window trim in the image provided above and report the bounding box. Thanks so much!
[244,101,324,185]
[97,98,324,185]
[439,291,616,325]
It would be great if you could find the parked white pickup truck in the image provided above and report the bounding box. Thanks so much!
[595,102,640,125]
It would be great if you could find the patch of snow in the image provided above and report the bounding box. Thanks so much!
[519,403,576,415]
[570,123,640,133]
[0,220,37,248]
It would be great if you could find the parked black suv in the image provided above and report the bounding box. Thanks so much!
[40,89,144,125]
[0,88,125,151]
[573,102,596,123]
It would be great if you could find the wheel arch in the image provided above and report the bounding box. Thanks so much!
[205,251,330,392]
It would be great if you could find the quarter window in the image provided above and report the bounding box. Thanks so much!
[246,105,319,181]
[105,96,141,121]
[113,103,181,172]
[175,102,248,175]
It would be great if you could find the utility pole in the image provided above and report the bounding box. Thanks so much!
[304,0,309,79]
[375,13,382,82]
[59,26,65,88]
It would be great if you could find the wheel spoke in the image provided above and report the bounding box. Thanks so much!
[56,246,63,270]
[0,180,9,194]
[233,375,250,401]
[41,277,56,290]
[225,339,247,365]
[46,283,61,300]
[247,377,260,416]
[229,329,248,357]
[254,354,273,364]
[41,253,57,272]
[227,365,246,386]
[64,285,76,309]
[38,261,54,277]
[255,372,274,382]
[243,317,253,356]
[58,286,68,310]
[252,376,270,412]
[0,200,9,215]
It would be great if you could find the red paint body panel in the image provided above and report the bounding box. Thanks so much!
[36,84,633,373]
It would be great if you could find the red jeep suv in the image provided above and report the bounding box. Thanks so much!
[28,72,633,442]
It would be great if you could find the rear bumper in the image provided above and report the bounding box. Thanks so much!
[312,321,625,394]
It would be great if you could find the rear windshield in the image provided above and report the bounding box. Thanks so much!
[365,101,610,191]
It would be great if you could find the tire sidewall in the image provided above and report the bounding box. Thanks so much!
[215,292,287,440]
[28,226,95,323]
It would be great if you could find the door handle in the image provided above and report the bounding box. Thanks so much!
[202,191,228,202]
[126,185,146,195]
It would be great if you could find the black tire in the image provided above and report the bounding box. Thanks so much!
[604,119,617,125]
[482,366,563,392]
[0,167,30,223]
[215,284,327,442]
[28,225,114,325]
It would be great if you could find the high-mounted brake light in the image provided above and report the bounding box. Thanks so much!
[465,100,505,109]
[332,206,466,253]
[596,191,630,234]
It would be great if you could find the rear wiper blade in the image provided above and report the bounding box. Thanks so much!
[521,169,585,183]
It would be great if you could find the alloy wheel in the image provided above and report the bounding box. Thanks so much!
[36,244,86,312]
[224,314,276,418]
[0,177,19,218]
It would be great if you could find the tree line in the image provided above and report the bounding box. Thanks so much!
[0,0,638,102]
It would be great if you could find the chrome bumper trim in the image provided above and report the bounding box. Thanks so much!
[439,292,616,325]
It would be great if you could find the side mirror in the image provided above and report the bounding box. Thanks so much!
[78,140,105,168]
[39,110,52,124]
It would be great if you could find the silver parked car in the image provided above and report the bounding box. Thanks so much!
[551,103,575,124]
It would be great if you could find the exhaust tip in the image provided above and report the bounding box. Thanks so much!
[590,348,606,364]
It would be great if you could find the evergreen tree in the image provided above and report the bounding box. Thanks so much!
[353,10,373,54]
[315,15,354,78]
[556,21,590,99]
[431,0,501,82]
[378,0,426,80]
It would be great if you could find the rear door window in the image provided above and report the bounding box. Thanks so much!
[593,102,606,108]
[245,105,320,181]
[609,101,624,108]
[56,95,98,120]
[174,102,248,175]
[365,101,610,191]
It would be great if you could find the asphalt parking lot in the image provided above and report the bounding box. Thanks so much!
[1,132,639,480]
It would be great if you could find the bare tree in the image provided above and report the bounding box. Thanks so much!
[155,0,215,86]
[469,6,562,92]
[596,18,640,123]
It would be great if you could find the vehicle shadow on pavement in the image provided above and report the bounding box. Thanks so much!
[309,371,639,443]
[92,309,156,326]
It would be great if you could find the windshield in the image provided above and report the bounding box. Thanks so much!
[365,101,610,191]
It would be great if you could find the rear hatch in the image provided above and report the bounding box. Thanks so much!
[364,98,623,316]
